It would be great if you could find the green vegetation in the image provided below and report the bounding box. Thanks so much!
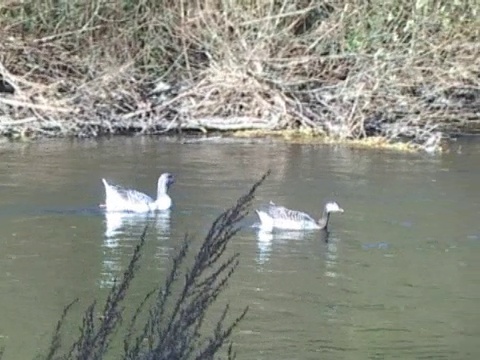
[0,1,478,150]
[22,171,268,360]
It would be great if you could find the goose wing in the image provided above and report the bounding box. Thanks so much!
[109,184,154,204]
[267,202,316,223]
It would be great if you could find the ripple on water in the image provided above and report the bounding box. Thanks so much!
[0,137,479,359]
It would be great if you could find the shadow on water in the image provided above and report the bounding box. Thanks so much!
[0,205,105,219]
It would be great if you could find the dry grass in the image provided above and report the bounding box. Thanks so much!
[0,0,479,151]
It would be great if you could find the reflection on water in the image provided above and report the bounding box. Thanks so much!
[104,212,144,240]
[0,136,479,359]
[103,210,171,239]
[100,210,171,288]
[255,229,331,266]
[324,237,338,281]
[255,230,273,265]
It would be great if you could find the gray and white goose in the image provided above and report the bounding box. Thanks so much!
[256,201,344,232]
[101,173,175,213]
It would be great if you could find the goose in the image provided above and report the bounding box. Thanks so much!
[255,201,344,232]
[101,173,174,213]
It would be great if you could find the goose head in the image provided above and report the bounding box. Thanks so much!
[162,173,175,188]
[157,173,175,197]
[316,201,344,230]
[158,173,175,189]
[325,201,344,214]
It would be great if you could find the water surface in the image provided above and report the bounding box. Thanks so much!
[0,136,479,359]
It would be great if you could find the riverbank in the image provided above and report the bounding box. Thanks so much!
[1,1,478,153]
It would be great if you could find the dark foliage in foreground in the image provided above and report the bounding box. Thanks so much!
[38,171,270,360]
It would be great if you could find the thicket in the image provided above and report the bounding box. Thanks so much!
[0,1,479,150]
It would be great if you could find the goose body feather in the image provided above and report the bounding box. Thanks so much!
[102,173,174,213]
[256,201,343,232]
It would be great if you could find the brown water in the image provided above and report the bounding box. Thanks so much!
[0,136,479,359]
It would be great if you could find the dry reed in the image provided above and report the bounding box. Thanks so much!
[0,1,479,152]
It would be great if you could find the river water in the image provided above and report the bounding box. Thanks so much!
[0,136,478,359]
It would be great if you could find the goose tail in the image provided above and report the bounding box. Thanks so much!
[256,210,274,232]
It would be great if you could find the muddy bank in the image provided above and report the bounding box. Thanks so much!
[1,73,478,153]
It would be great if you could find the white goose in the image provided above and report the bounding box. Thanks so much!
[101,173,175,213]
[256,201,344,232]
